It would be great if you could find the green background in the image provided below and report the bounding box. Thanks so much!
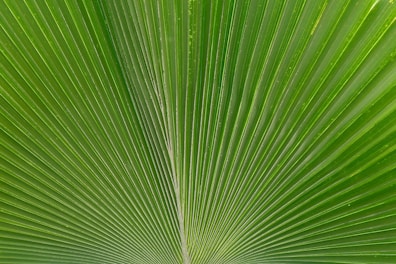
[1,0,396,263]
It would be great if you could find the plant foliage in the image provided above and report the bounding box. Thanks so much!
[1,0,396,263]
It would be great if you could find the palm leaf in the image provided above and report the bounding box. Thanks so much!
[1,0,396,263]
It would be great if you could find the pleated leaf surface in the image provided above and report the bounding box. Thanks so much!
[1,0,396,263]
